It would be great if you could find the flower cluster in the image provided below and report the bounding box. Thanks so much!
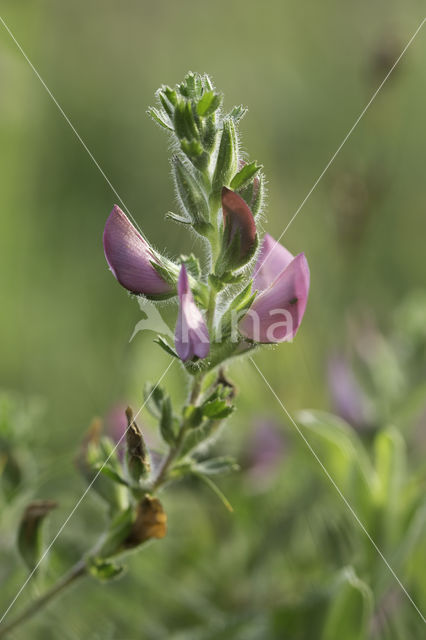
[0,74,312,635]
[103,72,310,371]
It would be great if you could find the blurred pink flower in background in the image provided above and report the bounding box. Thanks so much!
[244,418,287,492]
[327,353,372,430]
[105,404,128,455]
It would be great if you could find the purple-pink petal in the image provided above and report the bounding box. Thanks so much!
[239,253,310,343]
[252,233,294,292]
[103,205,174,296]
[175,265,210,361]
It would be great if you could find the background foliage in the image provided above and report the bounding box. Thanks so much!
[0,1,425,638]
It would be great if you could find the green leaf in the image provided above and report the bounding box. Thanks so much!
[212,118,238,197]
[160,396,177,445]
[238,171,265,217]
[197,91,222,117]
[183,71,196,96]
[219,282,257,338]
[97,464,129,487]
[202,399,234,419]
[230,161,262,190]
[322,567,373,640]
[158,92,175,119]
[296,410,374,502]
[154,336,180,359]
[150,261,177,288]
[183,404,204,428]
[393,380,426,431]
[229,105,247,123]
[204,382,234,404]
[88,558,125,582]
[173,99,199,141]
[147,107,173,131]
[165,211,191,226]
[169,460,193,479]
[76,424,127,513]
[178,253,202,279]
[143,382,165,419]
[180,420,220,457]
[201,114,217,152]
[251,172,265,216]
[161,85,178,106]
[192,280,210,309]
[373,427,406,510]
[192,472,234,512]
[98,507,134,558]
[144,383,179,445]
[195,456,239,476]
[180,138,203,158]
[221,272,245,285]
[231,282,257,312]
[208,273,225,292]
[17,500,57,573]
[172,155,210,231]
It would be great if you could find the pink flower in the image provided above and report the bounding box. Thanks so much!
[103,205,175,299]
[175,265,210,361]
[239,233,310,343]
[245,418,287,491]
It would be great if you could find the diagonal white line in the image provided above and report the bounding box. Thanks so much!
[0,15,146,238]
[0,359,175,626]
[250,356,426,624]
[253,17,426,280]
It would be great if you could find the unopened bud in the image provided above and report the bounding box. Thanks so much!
[125,407,151,483]
[172,156,211,234]
[215,187,258,275]
[212,118,238,198]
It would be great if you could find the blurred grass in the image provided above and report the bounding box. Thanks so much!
[1,1,426,638]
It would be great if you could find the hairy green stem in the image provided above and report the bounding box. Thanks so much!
[0,368,216,639]
[152,371,205,490]
[2,183,222,637]
[0,559,87,639]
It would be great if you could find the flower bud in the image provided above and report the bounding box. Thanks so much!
[216,187,258,275]
[239,234,310,343]
[125,407,151,483]
[103,205,176,299]
[175,265,210,362]
[172,155,211,234]
[211,118,238,198]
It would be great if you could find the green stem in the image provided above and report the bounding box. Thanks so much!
[151,372,205,491]
[206,287,217,331]
[0,559,87,639]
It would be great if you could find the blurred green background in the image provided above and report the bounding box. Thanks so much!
[1,1,425,638]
